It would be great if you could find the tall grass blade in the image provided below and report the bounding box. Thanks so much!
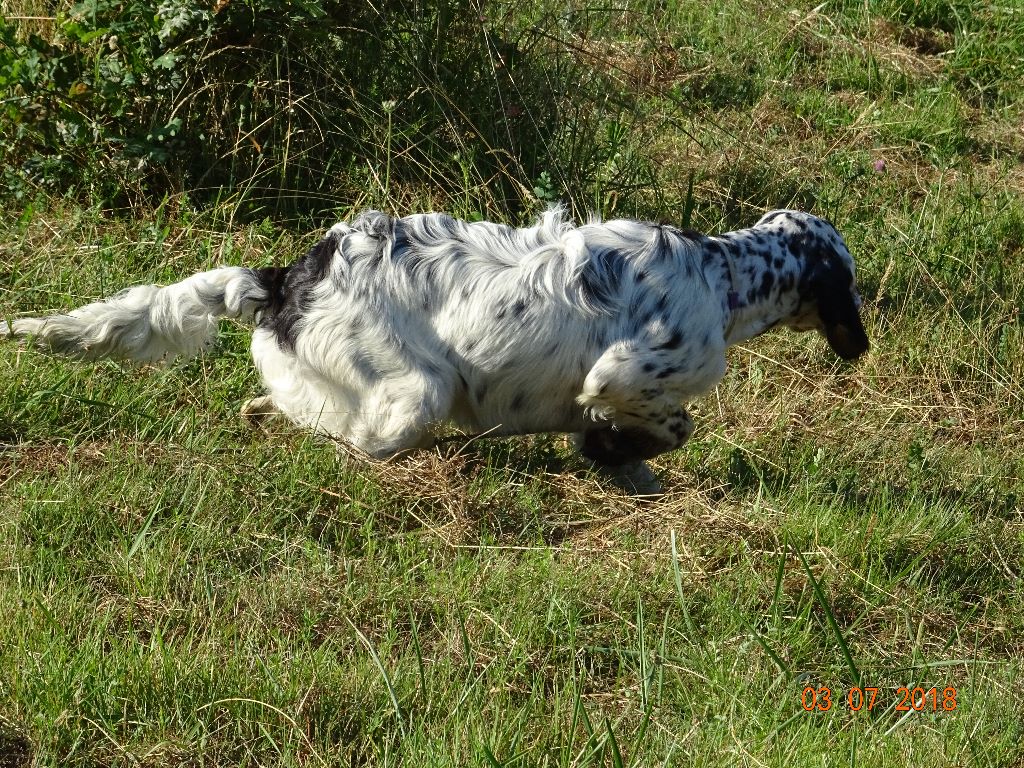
[795,548,861,688]
[605,718,625,768]
[347,617,408,739]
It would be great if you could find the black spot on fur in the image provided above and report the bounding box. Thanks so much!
[654,330,683,350]
[757,271,775,299]
[510,393,526,412]
[578,248,624,311]
[643,362,656,373]
[656,366,679,379]
[512,299,526,319]
[390,225,410,258]
[260,233,339,349]
[668,419,691,440]
[352,353,380,382]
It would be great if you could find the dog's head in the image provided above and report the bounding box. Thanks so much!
[764,211,870,361]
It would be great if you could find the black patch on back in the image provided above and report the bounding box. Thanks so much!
[258,233,340,349]
[253,266,290,319]
[577,248,623,312]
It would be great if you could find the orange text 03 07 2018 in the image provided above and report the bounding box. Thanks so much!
[800,686,958,712]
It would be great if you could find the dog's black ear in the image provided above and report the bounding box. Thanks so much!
[808,257,870,361]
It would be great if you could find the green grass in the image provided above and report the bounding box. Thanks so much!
[3,1,1024,765]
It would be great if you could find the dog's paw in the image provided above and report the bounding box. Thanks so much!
[588,459,663,496]
[240,395,283,428]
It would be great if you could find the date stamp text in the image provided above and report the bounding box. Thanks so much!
[801,686,958,712]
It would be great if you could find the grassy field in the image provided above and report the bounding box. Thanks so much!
[2,0,1024,765]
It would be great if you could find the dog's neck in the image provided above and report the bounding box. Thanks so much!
[701,227,805,346]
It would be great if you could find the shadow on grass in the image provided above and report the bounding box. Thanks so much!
[0,722,33,768]
[293,433,631,555]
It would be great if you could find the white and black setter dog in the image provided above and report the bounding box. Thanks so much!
[4,208,869,486]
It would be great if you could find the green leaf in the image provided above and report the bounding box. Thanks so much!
[153,51,178,69]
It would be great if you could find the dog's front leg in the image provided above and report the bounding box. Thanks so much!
[577,404,694,466]
[571,402,694,495]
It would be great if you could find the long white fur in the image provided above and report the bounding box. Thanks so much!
[3,267,266,362]
[4,207,866,466]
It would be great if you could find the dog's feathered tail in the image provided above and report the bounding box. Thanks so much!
[2,267,276,363]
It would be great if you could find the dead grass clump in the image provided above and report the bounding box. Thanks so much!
[867,19,950,79]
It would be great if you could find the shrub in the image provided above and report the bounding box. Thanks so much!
[0,0,657,220]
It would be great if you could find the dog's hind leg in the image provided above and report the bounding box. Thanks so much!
[341,370,455,459]
[250,328,361,438]
[240,395,283,426]
[251,330,455,458]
